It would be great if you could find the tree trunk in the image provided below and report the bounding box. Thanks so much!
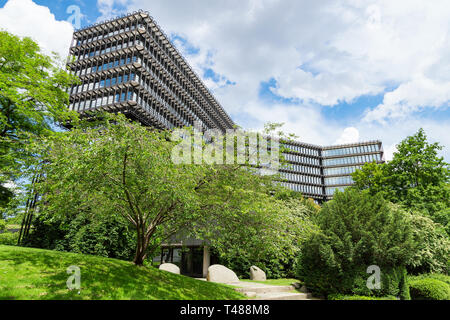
[133,249,147,266]
[133,225,149,266]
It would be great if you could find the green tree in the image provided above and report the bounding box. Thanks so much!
[0,31,78,206]
[28,113,288,266]
[352,161,387,197]
[205,194,317,278]
[297,188,416,298]
[30,114,205,265]
[352,129,450,216]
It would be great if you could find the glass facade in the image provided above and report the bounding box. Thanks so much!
[279,141,384,201]
[324,165,361,176]
[323,153,381,166]
[322,144,379,157]
[325,186,346,196]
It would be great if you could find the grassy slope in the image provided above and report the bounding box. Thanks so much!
[0,245,245,300]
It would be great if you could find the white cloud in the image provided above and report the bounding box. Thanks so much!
[363,75,450,123]
[383,144,398,162]
[0,0,74,58]
[335,127,360,145]
[357,117,450,162]
[97,0,132,21]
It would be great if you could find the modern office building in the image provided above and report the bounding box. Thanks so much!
[66,11,385,277]
[67,10,235,133]
[321,141,384,199]
[279,140,384,202]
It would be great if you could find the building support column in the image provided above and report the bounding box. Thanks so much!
[202,246,211,278]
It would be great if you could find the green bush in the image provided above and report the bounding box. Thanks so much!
[0,232,18,245]
[297,188,416,299]
[328,294,397,300]
[408,214,450,274]
[431,208,450,237]
[25,210,136,261]
[213,197,317,279]
[409,279,450,300]
[0,219,6,232]
[409,274,450,286]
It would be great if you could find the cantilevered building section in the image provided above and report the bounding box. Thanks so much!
[67,10,234,133]
[322,141,384,199]
[279,140,385,202]
[66,10,384,203]
[279,142,323,200]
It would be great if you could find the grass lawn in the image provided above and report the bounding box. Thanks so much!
[0,245,246,300]
[241,278,301,286]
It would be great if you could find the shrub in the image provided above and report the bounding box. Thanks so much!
[409,274,450,286]
[297,188,415,298]
[409,279,450,300]
[0,232,18,245]
[431,208,450,237]
[213,197,317,279]
[0,219,6,232]
[408,213,450,274]
[25,210,136,261]
[328,294,397,300]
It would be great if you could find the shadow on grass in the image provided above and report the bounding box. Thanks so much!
[0,245,245,300]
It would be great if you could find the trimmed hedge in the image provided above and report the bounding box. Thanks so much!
[409,273,450,286]
[409,279,450,300]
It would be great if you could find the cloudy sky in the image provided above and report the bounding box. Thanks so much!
[1,0,449,161]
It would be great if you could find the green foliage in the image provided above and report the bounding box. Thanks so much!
[211,196,318,279]
[352,129,450,217]
[328,294,397,300]
[26,210,136,261]
[0,31,78,202]
[28,114,206,265]
[407,213,450,274]
[26,113,293,269]
[409,278,450,300]
[0,232,18,245]
[0,218,5,232]
[409,273,450,286]
[0,184,13,208]
[352,161,386,195]
[432,208,450,237]
[297,188,415,298]
[0,245,245,300]
[352,129,450,276]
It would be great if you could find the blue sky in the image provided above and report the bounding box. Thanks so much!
[0,0,449,161]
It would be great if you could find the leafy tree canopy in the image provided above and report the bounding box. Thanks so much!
[27,113,292,266]
[352,128,450,216]
[297,188,416,298]
[0,30,78,206]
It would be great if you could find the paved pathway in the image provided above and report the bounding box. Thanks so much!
[233,281,314,300]
[196,278,317,300]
